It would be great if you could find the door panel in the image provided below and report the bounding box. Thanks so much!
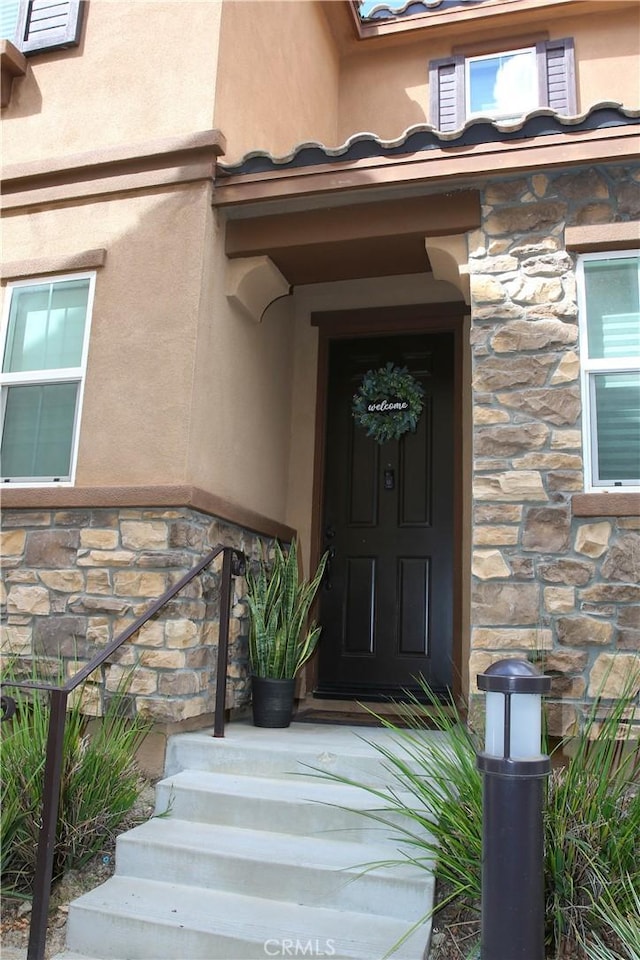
[316,332,454,700]
[398,557,430,656]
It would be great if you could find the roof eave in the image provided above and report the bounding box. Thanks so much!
[214,123,639,212]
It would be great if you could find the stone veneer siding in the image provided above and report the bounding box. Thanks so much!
[0,507,266,723]
[469,162,640,735]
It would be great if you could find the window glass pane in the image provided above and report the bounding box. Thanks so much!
[593,372,640,483]
[0,0,19,41]
[1,382,78,479]
[584,257,640,360]
[468,50,537,118]
[3,279,90,373]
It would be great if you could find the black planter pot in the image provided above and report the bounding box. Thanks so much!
[251,676,296,728]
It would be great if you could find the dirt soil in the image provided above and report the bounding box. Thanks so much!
[428,901,480,960]
[0,783,156,960]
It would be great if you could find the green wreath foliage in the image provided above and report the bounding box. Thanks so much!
[352,362,425,444]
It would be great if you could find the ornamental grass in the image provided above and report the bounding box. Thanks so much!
[1,661,149,897]
[584,873,640,960]
[312,675,639,959]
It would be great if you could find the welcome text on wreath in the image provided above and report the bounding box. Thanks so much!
[366,397,409,413]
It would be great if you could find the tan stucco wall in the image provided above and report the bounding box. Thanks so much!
[1,185,211,485]
[214,0,340,163]
[572,7,640,113]
[2,1,222,166]
[186,209,295,522]
[2,186,300,524]
[337,7,640,143]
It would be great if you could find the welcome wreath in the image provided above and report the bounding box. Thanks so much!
[352,362,425,444]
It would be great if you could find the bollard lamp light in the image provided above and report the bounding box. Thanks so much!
[476,658,552,960]
[478,658,551,772]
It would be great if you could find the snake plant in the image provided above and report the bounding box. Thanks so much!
[246,539,328,679]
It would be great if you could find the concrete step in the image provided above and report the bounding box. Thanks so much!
[154,768,428,842]
[54,722,440,960]
[65,876,431,960]
[165,722,449,786]
[115,817,434,920]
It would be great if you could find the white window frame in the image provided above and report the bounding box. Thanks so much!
[0,271,96,486]
[465,46,537,122]
[577,250,640,493]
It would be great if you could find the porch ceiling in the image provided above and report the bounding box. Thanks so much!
[258,236,429,285]
[223,190,480,285]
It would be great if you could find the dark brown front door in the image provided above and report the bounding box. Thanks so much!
[315,331,454,701]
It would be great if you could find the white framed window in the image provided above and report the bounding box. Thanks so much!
[0,272,95,485]
[429,38,576,133]
[466,47,538,121]
[577,251,640,491]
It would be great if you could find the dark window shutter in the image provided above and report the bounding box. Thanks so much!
[429,56,465,132]
[16,0,84,55]
[536,38,577,115]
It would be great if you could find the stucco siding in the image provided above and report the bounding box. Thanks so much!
[214,0,340,162]
[2,1,222,166]
[2,185,210,486]
[187,209,296,524]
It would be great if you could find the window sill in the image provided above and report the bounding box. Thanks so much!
[565,222,639,252]
[572,492,640,517]
[1,40,27,109]
[2,480,74,487]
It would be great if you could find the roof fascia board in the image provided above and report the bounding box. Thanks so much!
[351,0,624,42]
[215,126,639,211]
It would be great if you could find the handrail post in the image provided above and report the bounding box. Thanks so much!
[28,688,68,960]
[213,548,245,738]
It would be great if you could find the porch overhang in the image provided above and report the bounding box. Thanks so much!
[223,190,481,287]
[214,102,637,309]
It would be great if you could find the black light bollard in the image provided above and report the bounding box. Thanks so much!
[476,659,551,960]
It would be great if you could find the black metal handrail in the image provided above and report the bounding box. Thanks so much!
[0,544,245,960]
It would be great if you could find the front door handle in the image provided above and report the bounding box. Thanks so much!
[323,543,336,590]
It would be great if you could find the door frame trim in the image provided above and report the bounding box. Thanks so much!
[306,301,468,704]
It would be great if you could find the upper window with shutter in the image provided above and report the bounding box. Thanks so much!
[429,38,576,132]
[8,0,85,55]
[577,251,640,490]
